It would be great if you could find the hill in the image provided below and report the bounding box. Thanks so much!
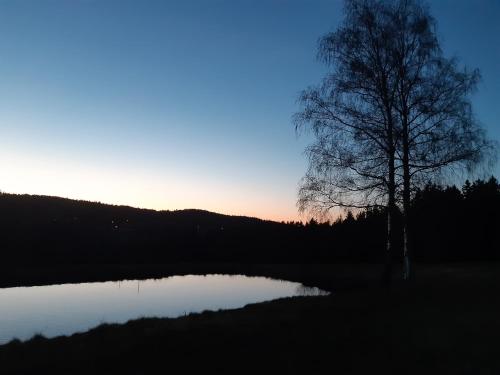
[0,193,304,265]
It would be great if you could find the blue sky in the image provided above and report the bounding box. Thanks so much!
[0,0,498,221]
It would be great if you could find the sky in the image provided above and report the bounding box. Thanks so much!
[0,0,498,222]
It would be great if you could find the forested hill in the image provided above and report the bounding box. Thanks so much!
[0,193,301,265]
[0,177,498,266]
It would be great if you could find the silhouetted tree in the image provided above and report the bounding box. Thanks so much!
[294,0,403,283]
[384,0,497,279]
[295,0,497,282]
[410,177,499,261]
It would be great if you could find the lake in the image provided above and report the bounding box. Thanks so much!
[0,274,328,344]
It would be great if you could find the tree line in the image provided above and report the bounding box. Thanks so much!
[0,177,497,267]
[297,176,499,263]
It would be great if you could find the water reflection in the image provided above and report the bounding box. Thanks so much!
[0,274,329,344]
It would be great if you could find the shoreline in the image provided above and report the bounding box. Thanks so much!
[0,262,388,291]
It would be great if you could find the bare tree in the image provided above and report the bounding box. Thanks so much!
[294,0,401,282]
[295,0,496,282]
[386,0,496,280]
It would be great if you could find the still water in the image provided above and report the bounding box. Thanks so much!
[0,274,327,344]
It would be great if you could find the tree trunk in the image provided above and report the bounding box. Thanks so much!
[402,179,413,281]
[383,122,396,285]
[401,111,414,281]
[384,182,395,285]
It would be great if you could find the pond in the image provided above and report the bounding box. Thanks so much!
[0,274,328,344]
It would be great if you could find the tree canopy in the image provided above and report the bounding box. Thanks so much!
[294,0,497,279]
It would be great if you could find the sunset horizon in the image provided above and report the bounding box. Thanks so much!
[1,0,498,224]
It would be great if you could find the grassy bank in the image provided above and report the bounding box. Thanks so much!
[0,263,498,374]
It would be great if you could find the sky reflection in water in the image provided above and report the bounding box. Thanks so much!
[0,274,327,344]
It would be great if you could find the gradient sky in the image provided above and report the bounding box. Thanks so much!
[0,0,498,221]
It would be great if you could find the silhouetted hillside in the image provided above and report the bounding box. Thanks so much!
[0,194,299,265]
[0,177,498,266]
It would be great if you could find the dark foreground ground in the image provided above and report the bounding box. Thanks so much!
[0,263,499,374]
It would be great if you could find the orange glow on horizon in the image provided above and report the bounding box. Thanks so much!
[0,151,302,223]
